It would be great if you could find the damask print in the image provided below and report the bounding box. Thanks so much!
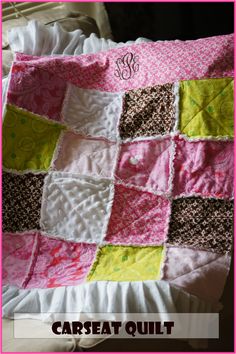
[119,83,175,138]
[167,197,233,254]
[3,171,46,232]
[114,52,139,80]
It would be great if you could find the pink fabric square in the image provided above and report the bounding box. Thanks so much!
[53,131,117,178]
[3,232,97,289]
[115,138,171,193]
[105,184,170,245]
[27,236,97,289]
[173,136,233,198]
[2,232,37,288]
[162,246,231,303]
[7,63,66,121]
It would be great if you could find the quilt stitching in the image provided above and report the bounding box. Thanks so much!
[182,99,231,137]
[165,255,227,282]
[179,78,233,137]
[181,81,232,132]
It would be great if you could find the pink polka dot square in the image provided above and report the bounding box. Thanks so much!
[105,184,171,245]
[115,137,171,193]
[53,131,117,178]
[173,136,233,198]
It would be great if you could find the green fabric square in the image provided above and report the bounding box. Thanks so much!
[3,105,65,171]
[179,78,234,138]
[87,245,164,282]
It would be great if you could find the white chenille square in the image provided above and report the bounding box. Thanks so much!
[62,84,123,140]
[41,172,114,243]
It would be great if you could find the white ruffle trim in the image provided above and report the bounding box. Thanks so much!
[2,280,215,321]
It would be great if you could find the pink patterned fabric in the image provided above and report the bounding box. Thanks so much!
[3,232,97,289]
[173,136,234,198]
[14,33,233,92]
[2,232,37,288]
[27,236,97,288]
[53,131,117,177]
[115,138,171,193]
[7,63,66,121]
[162,246,231,303]
[105,184,170,245]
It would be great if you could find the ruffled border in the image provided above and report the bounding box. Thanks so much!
[2,280,216,321]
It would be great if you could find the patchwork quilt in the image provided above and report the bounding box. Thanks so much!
[2,34,233,313]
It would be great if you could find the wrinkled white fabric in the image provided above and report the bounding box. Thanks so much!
[8,20,151,56]
[8,20,86,56]
[2,281,214,320]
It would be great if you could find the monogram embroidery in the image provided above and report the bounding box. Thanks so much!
[114,52,139,80]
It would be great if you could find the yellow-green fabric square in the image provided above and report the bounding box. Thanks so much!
[87,245,164,282]
[3,105,65,171]
[179,78,233,137]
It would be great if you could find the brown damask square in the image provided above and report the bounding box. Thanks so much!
[119,83,175,139]
[167,197,233,254]
[3,171,46,232]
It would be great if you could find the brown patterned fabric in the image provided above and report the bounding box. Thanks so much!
[119,83,175,139]
[3,171,46,232]
[167,197,233,254]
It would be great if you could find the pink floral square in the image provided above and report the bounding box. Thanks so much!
[105,184,171,245]
[7,63,66,121]
[27,235,97,288]
[53,131,117,178]
[173,136,233,198]
[115,138,171,193]
[3,232,97,289]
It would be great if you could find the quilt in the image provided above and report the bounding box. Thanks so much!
[2,33,234,315]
